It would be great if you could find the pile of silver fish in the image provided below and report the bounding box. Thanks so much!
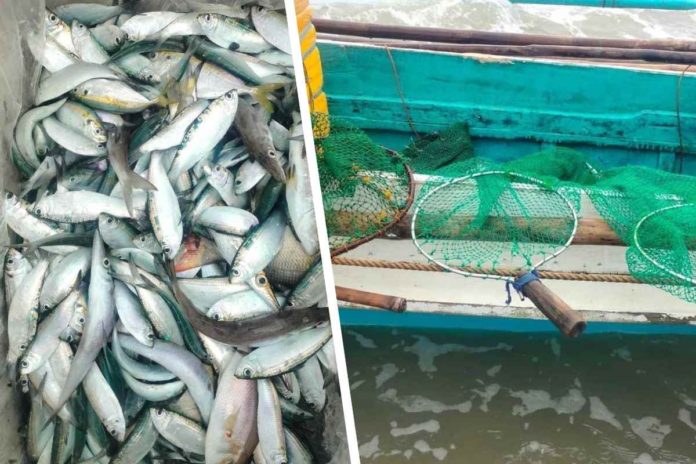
[5,2,340,463]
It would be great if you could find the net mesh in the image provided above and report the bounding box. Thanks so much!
[315,117,696,303]
[314,117,412,255]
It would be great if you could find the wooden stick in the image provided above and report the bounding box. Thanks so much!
[520,277,587,337]
[318,33,696,65]
[314,19,696,52]
[335,286,407,312]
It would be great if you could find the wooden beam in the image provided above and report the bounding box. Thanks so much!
[317,33,696,65]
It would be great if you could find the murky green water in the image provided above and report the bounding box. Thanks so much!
[343,326,696,463]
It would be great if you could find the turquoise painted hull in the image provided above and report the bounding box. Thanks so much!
[340,308,696,334]
[318,41,696,174]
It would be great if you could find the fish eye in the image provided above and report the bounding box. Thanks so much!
[163,246,171,254]
[212,313,221,321]
[7,259,13,264]
[69,176,76,182]
[225,91,235,99]
[268,150,276,158]
[242,367,252,377]
[156,408,164,416]
[83,89,89,96]
[215,165,223,172]
[43,304,50,311]
[78,317,85,324]
[6,192,14,199]
[109,429,117,436]
[102,258,110,267]
[147,74,154,81]
[204,13,212,21]
[257,275,267,286]
[19,344,26,351]
[66,335,73,342]
[34,208,42,215]
[147,333,154,340]
[235,179,242,185]
[115,37,122,44]
[140,236,146,242]
[106,217,113,224]
[231,268,240,277]
[97,143,105,149]
[20,361,28,368]
[49,14,57,22]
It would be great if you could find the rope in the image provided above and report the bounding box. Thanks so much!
[332,256,642,283]
[675,64,693,161]
[384,47,420,137]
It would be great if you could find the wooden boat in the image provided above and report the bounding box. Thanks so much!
[313,20,696,333]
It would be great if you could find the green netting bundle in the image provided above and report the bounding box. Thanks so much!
[403,122,474,173]
[315,118,412,254]
[317,117,696,303]
[588,168,696,303]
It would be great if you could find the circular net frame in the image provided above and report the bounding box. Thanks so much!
[629,203,696,303]
[413,170,578,278]
[314,118,414,256]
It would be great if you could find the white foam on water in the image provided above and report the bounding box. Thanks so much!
[404,335,512,373]
[487,364,502,377]
[312,0,696,40]
[351,379,366,390]
[390,419,441,437]
[628,416,672,449]
[677,393,696,408]
[677,408,696,432]
[359,435,380,458]
[632,452,678,464]
[589,396,623,430]
[379,388,473,414]
[413,439,448,461]
[510,388,586,417]
[474,383,501,412]
[612,347,633,362]
[375,363,400,389]
[347,330,378,349]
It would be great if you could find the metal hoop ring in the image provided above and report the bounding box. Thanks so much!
[411,170,579,282]
[633,202,696,286]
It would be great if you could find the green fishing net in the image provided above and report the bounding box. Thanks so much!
[316,117,696,303]
[314,117,413,255]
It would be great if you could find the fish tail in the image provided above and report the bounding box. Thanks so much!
[128,170,157,191]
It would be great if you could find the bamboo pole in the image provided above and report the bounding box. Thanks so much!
[314,19,696,52]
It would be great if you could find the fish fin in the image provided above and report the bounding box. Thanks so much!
[252,83,283,114]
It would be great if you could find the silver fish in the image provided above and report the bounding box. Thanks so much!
[235,326,331,379]
[230,207,285,283]
[257,378,287,464]
[149,150,183,259]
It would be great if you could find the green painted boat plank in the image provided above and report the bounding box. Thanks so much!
[319,42,696,160]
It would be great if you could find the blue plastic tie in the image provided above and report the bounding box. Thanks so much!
[504,270,540,305]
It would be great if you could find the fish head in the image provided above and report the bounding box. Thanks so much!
[18,351,42,376]
[161,239,180,260]
[87,119,107,143]
[98,213,122,234]
[71,20,89,39]
[138,66,160,85]
[196,12,220,32]
[4,191,21,213]
[44,9,63,35]
[234,359,260,379]
[4,249,26,275]
[104,414,126,442]
[229,261,253,284]
[151,407,172,428]
[269,452,289,464]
